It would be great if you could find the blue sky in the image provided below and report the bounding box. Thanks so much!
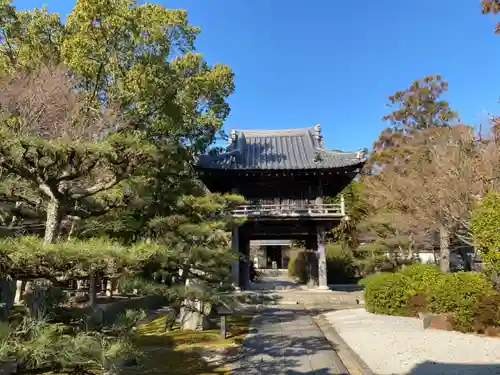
[12,0,500,151]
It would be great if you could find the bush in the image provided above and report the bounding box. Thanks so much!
[110,309,147,337]
[470,192,500,279]
[288,250,315,283]
[7,314,138,372]
[288,245,359,284]
[287,251,299,279]
[23,279,68,318]
[360,272,412,316]
[360,262,500,333]
[399,263,442,295]
[473,293,500,333]
[325,244,358,284]
[360,263,442,317]
[428,272,495,332]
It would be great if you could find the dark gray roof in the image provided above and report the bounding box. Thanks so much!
[195,125,367,171]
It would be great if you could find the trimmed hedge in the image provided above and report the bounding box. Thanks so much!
[399,263,442,295]
[361,264,497,333]
[360,272,412,316]
[427,272,494,332]
[361,263,442,316]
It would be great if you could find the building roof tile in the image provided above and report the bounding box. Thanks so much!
[195,125,367,171]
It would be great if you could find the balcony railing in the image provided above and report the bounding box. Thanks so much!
[232,202,345,218]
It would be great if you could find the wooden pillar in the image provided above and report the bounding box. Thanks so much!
[240,237,250,290]
[305,235,318,288]
[340,194,346,216]
[230,187,241,291]
[315,183,323,205]
[317,225,328,290]
[231,227,241,292]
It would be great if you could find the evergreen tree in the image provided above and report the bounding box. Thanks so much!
[0,0,238,328]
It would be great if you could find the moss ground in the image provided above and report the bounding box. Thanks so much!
[121,312,253,375]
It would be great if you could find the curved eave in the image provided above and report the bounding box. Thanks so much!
[193,146,368,171]
[193,161,366,174]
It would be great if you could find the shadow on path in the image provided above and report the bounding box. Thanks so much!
[231,307,347,375]
[409,361,500,375]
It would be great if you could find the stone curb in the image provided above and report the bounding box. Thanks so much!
[310,314,351,375]
[313,314,374,375]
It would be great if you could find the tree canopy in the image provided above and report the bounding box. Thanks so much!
[0,0,240,314]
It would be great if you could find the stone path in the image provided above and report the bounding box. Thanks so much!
[232,306,348,374]
[231,276,350,374]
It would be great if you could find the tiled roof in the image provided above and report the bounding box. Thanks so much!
[195,125,367,171]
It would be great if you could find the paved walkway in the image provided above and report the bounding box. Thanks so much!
[232,277,349,374]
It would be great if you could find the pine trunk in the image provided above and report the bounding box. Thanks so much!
[89,273,97,307]
[106,279,113,297]
[439,225,450,273]
[14,280,24,305]
[44,199,61,245]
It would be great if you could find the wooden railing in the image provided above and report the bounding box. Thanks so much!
[232,202,345,218]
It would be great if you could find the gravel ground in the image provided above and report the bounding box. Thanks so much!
[323,308,500,375]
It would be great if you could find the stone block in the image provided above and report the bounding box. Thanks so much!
[484,326,500,337]
[0,359,18,375]
[420,312,453,331]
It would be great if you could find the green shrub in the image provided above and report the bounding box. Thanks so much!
[360,262,499,333]
[470,192,500,278]
[287,251,299,279]
[473,293,500,332]
[287,250,315,283]
[399,263,442,295]
[360,272,412,316]
[428,272,495,332]
[8,314,137,372]
[325,244,358,284]
[288,245,359,284]
[118,276,170,296]
[361,264,442,317]
[23,280,68,318]
[110,309,147,337]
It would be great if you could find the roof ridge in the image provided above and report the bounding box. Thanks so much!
[316,148,369,159]
[233,126,317,136]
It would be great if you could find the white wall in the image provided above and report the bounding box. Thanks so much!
[383,251,437,265]
[417,251,438,264]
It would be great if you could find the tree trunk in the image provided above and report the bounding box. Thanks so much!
[440,225,450,273]
[0,278,15,319]
[106,279,113,297]
[113,279,119,295]
[89,273,97,307]
[44,199,61,245]
[14,280,24,305]
[408,243,414,260]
